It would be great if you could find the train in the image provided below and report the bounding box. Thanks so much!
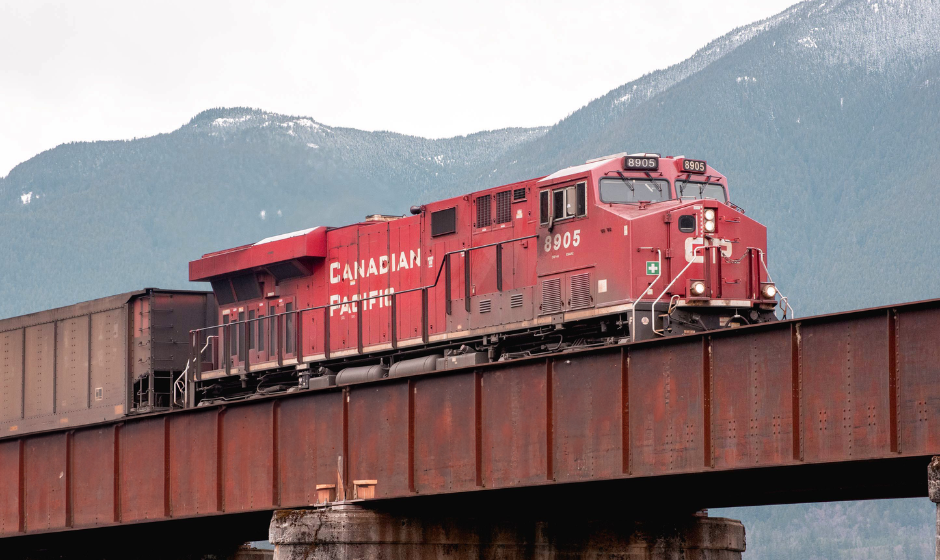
[186,153,786,405]
[0,152,787,437]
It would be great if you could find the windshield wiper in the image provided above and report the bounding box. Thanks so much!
[615,171,635,192]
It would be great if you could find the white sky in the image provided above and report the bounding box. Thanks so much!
[0,0,799,177]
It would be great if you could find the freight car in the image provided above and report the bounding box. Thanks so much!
[187,153,788,404]
[0,289,215,438]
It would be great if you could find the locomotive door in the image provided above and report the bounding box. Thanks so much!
[248,302,269,366]
[272,296,297,363]
[421,202,470,338]
[469,189,515,330]
[388,218,422,345]
[327,232,359,355]
[221,306,247,372]
[358,223,391,349]
[535,181,593,316]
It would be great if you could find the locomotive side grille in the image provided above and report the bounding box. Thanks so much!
[475,194,491,227]
[431,207,457,237]
[541,278,563,315]
[510,293,524,308]
[495,191,512,224]
[479,299,492,314]
[569,273,593,310]
[513,187,526,201]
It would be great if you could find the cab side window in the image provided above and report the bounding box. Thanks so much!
[540,182,586,226]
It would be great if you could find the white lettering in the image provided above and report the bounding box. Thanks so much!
[330,262,341,284]
[329,246,420,313]
[329,294,341,316]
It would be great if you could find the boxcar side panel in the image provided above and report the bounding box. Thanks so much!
[54,316,90,414]
[24,324,55,418]
[90,309,127,415]
[0,330,24,423]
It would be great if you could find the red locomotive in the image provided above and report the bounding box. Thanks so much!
[188,153,786,401]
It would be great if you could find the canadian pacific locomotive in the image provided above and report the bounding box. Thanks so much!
[187,153,786,404]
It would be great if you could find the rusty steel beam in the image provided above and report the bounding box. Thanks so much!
[1,298,940,538]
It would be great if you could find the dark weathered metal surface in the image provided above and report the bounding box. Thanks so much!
[711,326,794,468]
[168,410,219,518]
[2,298,940,538]
[71,427,116,527]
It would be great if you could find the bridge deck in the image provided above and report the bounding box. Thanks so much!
[2,299,940,537]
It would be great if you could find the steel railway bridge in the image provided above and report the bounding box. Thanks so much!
[2,298,940,557]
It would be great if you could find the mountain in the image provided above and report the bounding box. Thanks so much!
[479,0,940,317]
[0,111,547,316]
[2,1,940,555]
[3,0,938,321]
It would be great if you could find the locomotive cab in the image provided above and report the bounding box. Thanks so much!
[534,153,783,341]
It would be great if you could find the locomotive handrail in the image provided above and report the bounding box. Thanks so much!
[646,244,708,337]
[190,234,540,372]
[639,245,791,337]
[750,247,793,319]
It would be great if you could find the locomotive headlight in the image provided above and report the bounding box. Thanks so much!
[704,220,716,233]
[704,209,716,221]
[691,281,706,296]
[760,283,777,299]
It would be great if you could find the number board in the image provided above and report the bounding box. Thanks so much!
[681,159,707,173]
[623,156,658,171]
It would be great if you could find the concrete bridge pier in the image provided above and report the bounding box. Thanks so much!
[268,504,745,560]
[928,456,940,560]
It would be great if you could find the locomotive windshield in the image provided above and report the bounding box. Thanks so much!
[676,180,727,203]
[599,178,671,204]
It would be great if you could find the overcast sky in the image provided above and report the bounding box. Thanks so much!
[0,0,799,177]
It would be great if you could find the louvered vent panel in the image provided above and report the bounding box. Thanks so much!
[569,273,593,310]
[475,194,491,227]
[479,299,492,314]
[513,187,526,201]
[510,294,524,308]
[541,278,563,315]
[495,191,512,224]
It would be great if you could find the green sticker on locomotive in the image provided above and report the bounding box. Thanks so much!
[646,261,660,275]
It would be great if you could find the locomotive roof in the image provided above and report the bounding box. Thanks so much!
[189,153,727,281]
[190,226,328,281]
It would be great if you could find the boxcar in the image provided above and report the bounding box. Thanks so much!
[0,289,215,438]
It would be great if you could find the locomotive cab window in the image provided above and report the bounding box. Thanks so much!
[540,182,586,225]
[678,215,696,233]
[676,181,727,203]
[599,178,671,204]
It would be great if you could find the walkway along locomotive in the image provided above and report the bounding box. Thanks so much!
[186,153,788,405]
